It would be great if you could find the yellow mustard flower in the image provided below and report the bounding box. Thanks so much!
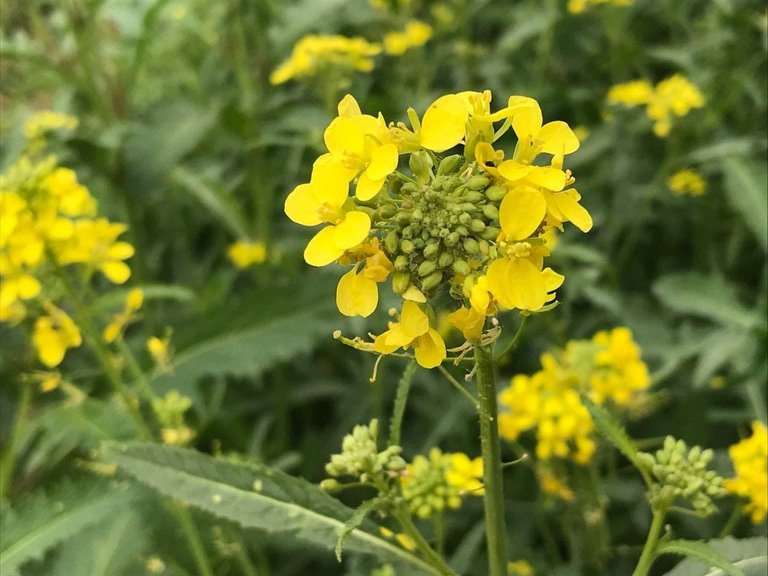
[374,300,446,368]
[38,371,62,393]
[668,169,707,196]
[724,421,767,523]
[270,35,381,85]
[538,469,575,502]
[383,20,433,56]
[606,80,654,107]
[568,0,631,14]
[147,334,172,370]
[447,305,485,340]
[445,452,483,494]
[24,111,78,142]
[508,560,535,576]
[227,239,267,268]
[33,303,82,368]
[103,288,144,343]
[43,168,96,217]
[55,218,135,283]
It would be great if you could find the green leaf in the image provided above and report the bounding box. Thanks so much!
[108,443,439,575]
[336,498,380,561]
[581,396,642,469]
[721,157,768,253]
[663,537,768,576]
[652,273,760,330]
[0,480,137,576]
[656,539,745,576]
[170,166,250,239]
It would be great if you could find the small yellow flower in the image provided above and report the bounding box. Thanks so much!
[374,300,446,368]
[227,240,267,268]
[508,560,535,576]
[395,533,416,551]
[103,288,144,343]
[55,218,135,284]
[668,169,707,196]
[146,556,166,574]
[147,334,172,370]
[33,303,82,368]
[447,306,485,340]
[724,421,767,523]
[606,80,654,106]
[383,20,433,56]
[24,111,78,142]
[445,453,484,494]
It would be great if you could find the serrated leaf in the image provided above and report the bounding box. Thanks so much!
[0,480,137,576]
[657,539,745,576]
[652,273,760,330]
[336,498,380,561]
[581,396,642,469]
[663,537,768,576]
[721,157,768,253]
[108,443,439,575]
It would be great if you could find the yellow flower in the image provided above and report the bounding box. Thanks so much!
[588,327,650,405]
[606,80,654,106]
[538,469,575,502]
[668,169,707,196]
[39,371,62,392]
[33,303,82,367]
[270,35,381,85]
[148,335,172,370]
[508,560,535,576]
[227,240,267,268]
[43,168,96,217]
[445,453,483,494]
[55,218,135,283]
[724,421,767,523]
[374,300,446,368]
[383,20,432,55]
[447,306,485,340]
[0,254,41,323]
[24,111,78,142]
[336,265,379,317]
[103,288,144,343]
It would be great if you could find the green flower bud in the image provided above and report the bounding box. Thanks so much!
[453,259,471,276]
[401,239,415,254]
[438,252,454,267]
[378,204,397,219]
[423,242,440,259]
[412,208,424,221]
[470,219,486,233]
[478,239,490,255]
[401,225,414,239]
[421,271,443,291]
[418,260,437,277]
[458,212,472,225]
[385,231,399,254]
[394,254,409,271]
[463,238,480,253]
[485,185,507,202]
[401,182,418,195]
[445,232,460,247]
[480,226,501,241]
[393,271,411,293]
[320,479,341,491]
[439,228,450,238]
[455,225,469,237]
[482,204,500,220]
[462,191,485,204]
[467,175,490,191]
[413,238,426,249]
[437,154,463,175]
[459,202,479,213]
[409,151,433,180]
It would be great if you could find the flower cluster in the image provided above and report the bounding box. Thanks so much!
[24,111,79,152]
[637,436,725,515]
[151,390,195,446]
[498,327,649,463]
[723,421,767,523]
[227,239,267,269]
[270,35,382,85]
[285,91,591,368]
[324,420,406,485]
[667,169,707,197]
[400,448,483,519]
[567,0,631,14]
[383,20,433,56]
[607,75,704,137]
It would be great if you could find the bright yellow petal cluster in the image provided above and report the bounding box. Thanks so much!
[568,0,631,14]
[148,334,172,371]
[227,240,267,268]
[103,288,144,343]
[56,218,134,284]
[445,452,484,494]
[270,35,381,85]
[724,421,768,523]
[499,327,649,464]
[24,111,78,150]
[507,560,535,576]
[668,169,707,197]
[383,20,433,56]
[32,303,82,367]
[608,74,704,137]
[374,300,446,368]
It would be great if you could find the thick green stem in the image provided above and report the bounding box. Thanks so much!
[0,382,32,500]
[474,343,507,576]
[394,510,457,576]
[631,507,667,576]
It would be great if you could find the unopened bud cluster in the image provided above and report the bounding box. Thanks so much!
[637,436,725,515]
[323,419,406,486]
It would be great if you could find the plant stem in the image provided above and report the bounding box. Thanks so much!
[718,504,743,538]
[394,510,457,576]
[388,361,417,447]
[631,506,667,576]
[170,503,215,576]
[473,343,507,576]
[0,382,32,500]
[437,365,478,408]
[495,314,527,362]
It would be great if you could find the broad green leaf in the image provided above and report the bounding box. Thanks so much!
[171,166,250,238]
[693,328,749,387]
[721,158,768,253]
[652,273,760,330]
[657,539,745,576]
[0,480,137,576]
[686,139,755,164]
[663,537,768,576]
[581,396,642,469]
[108,443,439,575]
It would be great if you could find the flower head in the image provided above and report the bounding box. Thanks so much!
[33,303,82,367]
[724,421,768,523]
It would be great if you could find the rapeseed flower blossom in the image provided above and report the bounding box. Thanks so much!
[33,303,82,367]
[24,111,78,152]
[724,421,767,523]
[568,0,631,14]
[507,560,535,576]
[383,21,432,56]
[270,35,382,85]
[285,91,590,369]
[668,169,707,196]
[607,74,704,137]
[227,240,267,268]
[104,288,144,343]
[498,327,649,463]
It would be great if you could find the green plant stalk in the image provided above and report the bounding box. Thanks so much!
[631,506,667,576]
[394,509,457,576]
[169,502,215,576]
[388,360,417,446]
[0,382,32,499]
[473,343,507,576]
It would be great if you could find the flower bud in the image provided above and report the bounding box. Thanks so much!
[418,260,437,277]
[480,226,501,241]
[401,239,415,254]
[482,204,499,220]
[470,219,486,233]
[409,151,433,180]
[394,254,409,271]
[485,185,507,202]
[438,252,454,267]
[445,232,460,247]
[421,271,443,291]
[463,191,485,204]
[438,154,463,175]
[392,271,411,294]
[385,231,399,254]
[423,242,440,259]
[458,212,472,225]
[463,238,480,253]
[467,175,490,191]
[453,259,471,276]
[320,479,341,491]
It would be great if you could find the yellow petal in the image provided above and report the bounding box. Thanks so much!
[499,188,546,240]
[107,242,135,260]
[511,101,543,140]
[447,307,484,340]
[333,211,371,250]
[551,189,593,232]
[414,329,446,368]
[505,258,548,311]
[336,268,378,317]
[304,226,343,267]
[526,167,567,191]
[126,288,144,312]
[285,183,323,226]
[497,160,530,182]
[400,300,429,339]
[101,261,132,284]
[366,143,399,181]
[374,330,401,354]
[420,94,470,152]
[356,172,385,201]
[324,116,365,157]
[338,94,362,117]
[538,121,580,155]
[310,154,354,209]
[17,275,41,300]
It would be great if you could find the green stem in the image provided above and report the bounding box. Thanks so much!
[718,504,743,538]
[495,314,528,362]
[434,511,445,557]
[473,343,507,576]
[394,510,457,576]
[169,503,215,576]
[437,365,478,408]
[0,382,32,500]
[631,506,667,576]
[388,361,417,447]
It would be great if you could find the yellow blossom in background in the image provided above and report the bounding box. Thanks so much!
[587,327,650,405]
[55,218,135,284]
[32,303,82,368]
[147,334,172,370]
[24,111,78,145]
[606,80,654,107]
[724,421,767,523]
[668,169,707,196]
[445,452,483,494]
[38,371,62,392]
[568,0,631,14]
[146,556,166,574]
[538,469,575,502]
[270,35,381,85]
[103,288,144,343]
[227,240,267,268]
[508,560,535,576]
[383,20,433,56]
